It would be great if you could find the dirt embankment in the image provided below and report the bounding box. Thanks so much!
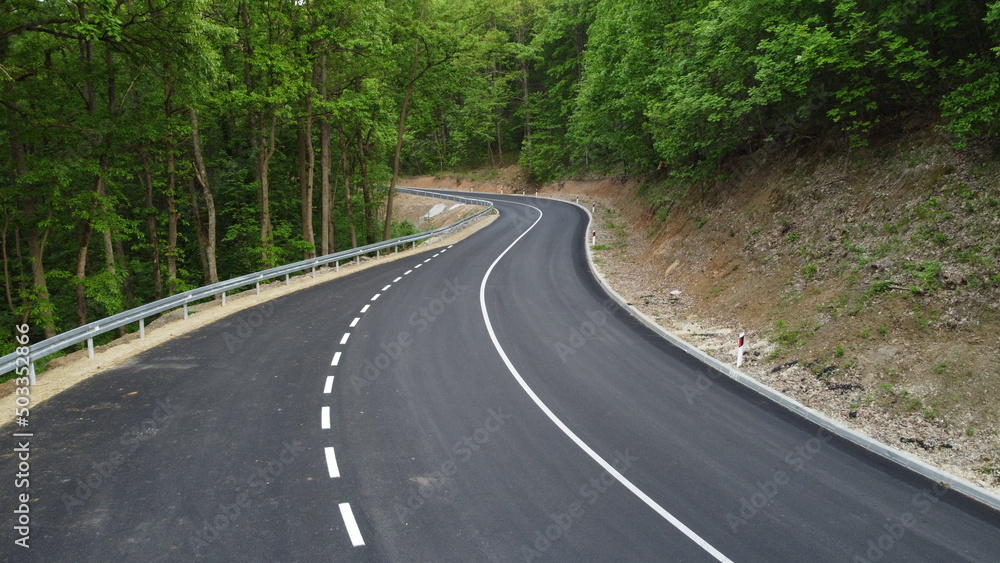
[406,130,1000,495]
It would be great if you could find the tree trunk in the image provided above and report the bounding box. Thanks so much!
[114,238,133,306]
[139,148,163,300]
[11,130,55,336]
[188,178,210,281]
[22,199,55,338]
[384,1,428,241]
[299,105,316,258]
[190,107,219,286]
[254,112,277,266]
[318,50,333,256]
[338,126,358,248]
[358,127,375,242]
[75,221,92,327]
[1,207,14,315]
[519,25,531,152]
[166,142,179,295]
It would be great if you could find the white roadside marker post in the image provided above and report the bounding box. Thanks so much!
[591,231,596,246]
[737,332,746,367]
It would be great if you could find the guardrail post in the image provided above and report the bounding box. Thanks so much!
[311,264,316,278]
[285,273,290,285]
[336,260,339,272]
[376,249,380,260]
[28,361,35,386]
[139,318,145,339]
[87,337,94,358]
[183,303,188,320]
[222,291,227,306]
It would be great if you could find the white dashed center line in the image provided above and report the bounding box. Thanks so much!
[433,253,440,257]
[382,285,391,291]
[360,304,370,313]
[339,503,365,546]
[404,270,413,275]
[414,264,422,269]
[340,333,350,345]
[394,277,402,283]
[423,258,432,263]
[371,293,380,301]
[324,376,335,394]
[350,318,360,327]
[326,447,341,479]
[321,406,331,429]
[332,351,342,366]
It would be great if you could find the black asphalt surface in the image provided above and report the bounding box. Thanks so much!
[3,192,999,562]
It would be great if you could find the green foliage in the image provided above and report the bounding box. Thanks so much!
[389,219,419,239]
[904,260,943,293]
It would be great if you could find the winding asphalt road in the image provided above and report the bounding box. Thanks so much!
[3,192,999,562]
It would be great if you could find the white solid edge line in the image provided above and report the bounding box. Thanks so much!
[340,333,350,345]
[339,502,364,546]
[332,351,342,366]
[360,304,370,313]
[371,293,380,301]
[326,447,342,479]
[394,277,402,283]
[321,406,331,429]
[350,318,360,327]
[478,201,733,563]
[382,285,391,291]
[324,376,335,394]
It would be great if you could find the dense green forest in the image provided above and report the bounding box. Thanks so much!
[3,0,1000,349]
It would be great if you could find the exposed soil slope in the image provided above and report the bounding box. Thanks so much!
[405,130,1000,494]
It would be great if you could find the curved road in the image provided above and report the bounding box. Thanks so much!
[3,193,999,562]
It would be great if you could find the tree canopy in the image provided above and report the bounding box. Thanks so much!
[3,0,999,350]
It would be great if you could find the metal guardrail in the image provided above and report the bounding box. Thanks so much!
[2,187,493,383]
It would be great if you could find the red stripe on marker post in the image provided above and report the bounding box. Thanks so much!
[736,332,746,367]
